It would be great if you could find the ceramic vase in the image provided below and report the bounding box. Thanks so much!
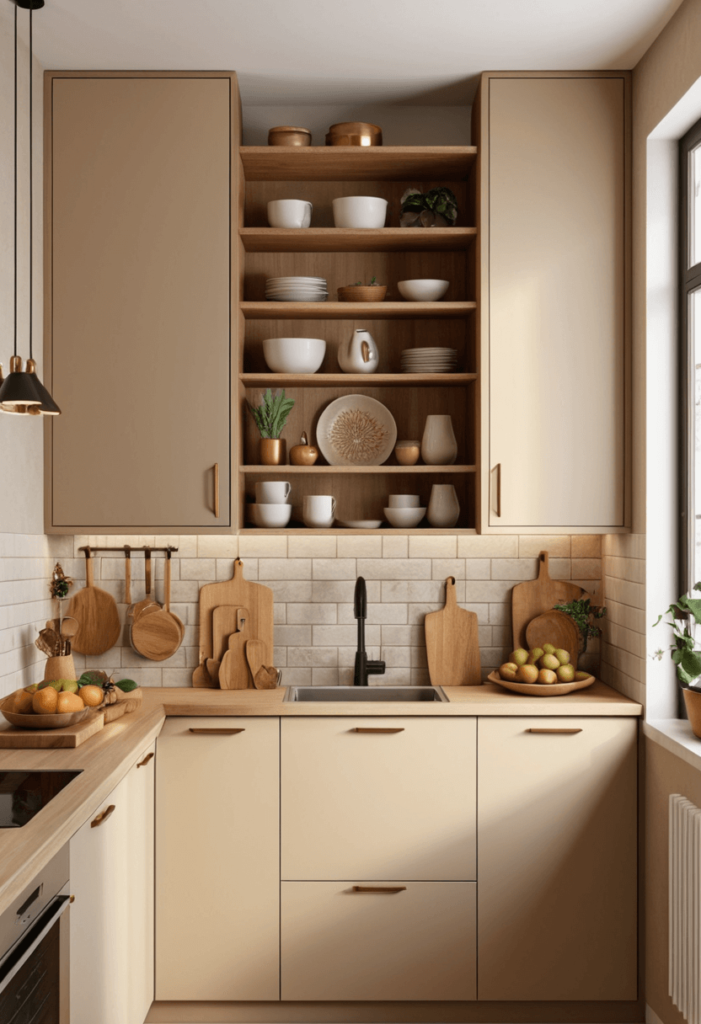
[427,484,460,528]
[259,438,286,466]
[421,415,457,465]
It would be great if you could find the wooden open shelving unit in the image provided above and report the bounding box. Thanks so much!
[236,145,478,534]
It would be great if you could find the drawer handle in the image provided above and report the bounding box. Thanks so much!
[189,728,245,735]
[352,885,407,894]
[91,804,116,828]
[353,727,405,734]
[528,728,583,734]
[137,752,154,768]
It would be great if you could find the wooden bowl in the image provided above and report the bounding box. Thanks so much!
[337,285,387,303]
[326,122,382,147]
[0,695,89,729]
[487,670,595,697]
[268,126,311,147]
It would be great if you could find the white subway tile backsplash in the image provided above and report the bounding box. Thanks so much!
[288,535,337,558]
[238,535,288,558]
[312,558,357,580]
[409,536,457,559]
[518,536,571,557]
[337,536,382,557]
[459,535,518,557]
[197,535,238,558]
[287,603,338,625]
[382,535,408,558]
[431,558,467,580]
[357,558,431,580]
[258,558,312,580]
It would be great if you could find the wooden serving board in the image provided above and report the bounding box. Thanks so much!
[526,610,580,669]
[425,577,481,686]
[220,611,250,690]
[0,709,104,748]
[212,606,242,662]
[69,556,121,656]
[194,561,274,686]
[511,551,586,651]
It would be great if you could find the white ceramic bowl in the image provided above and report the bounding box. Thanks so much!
[267,199,313,229]
[397,279,450,302]
[332,196,388,229]
[250,503,293,528]
[384,506,426,528]
[263,337,326,373]
[388,494,421,508]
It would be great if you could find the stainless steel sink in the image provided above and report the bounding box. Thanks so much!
[284,686,448,703]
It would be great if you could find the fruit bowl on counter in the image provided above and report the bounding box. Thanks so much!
[488,642,595,696]
[0,672,142,729]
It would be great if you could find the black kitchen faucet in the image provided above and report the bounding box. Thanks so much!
[353,576,386,686]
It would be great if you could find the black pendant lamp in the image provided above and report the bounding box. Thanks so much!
[0,0,60,416]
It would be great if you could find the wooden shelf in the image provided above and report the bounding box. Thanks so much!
[241,465,476,475]
[241,301,476,320]
[240,227,476,253]
[241,146,477,182]
[239,527,478,535]
[240,373,477,388]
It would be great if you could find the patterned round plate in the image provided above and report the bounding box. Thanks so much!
[317,395,397,466]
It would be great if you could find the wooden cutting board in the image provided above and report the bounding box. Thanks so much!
[69,555,121,656]
[525,610,580,669]
[0,708,104,748]
[246,639,267,687]
[511,551,586,651]
[194,561,274,685]
[425,577,481,686]
[219,610,250,690]
[212,606,242,662]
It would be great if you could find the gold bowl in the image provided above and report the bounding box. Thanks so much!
[326,121,382,147]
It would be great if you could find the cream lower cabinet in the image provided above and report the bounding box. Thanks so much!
[69,741,155,1024]
[155,718,279,1001]
[280,717,477,1000]
[478,717,637,1000]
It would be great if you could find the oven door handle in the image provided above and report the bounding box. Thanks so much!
[0,891,71,995]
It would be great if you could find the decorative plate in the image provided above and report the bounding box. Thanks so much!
[337,520,384,529]
[486,670,595,697]
[317,395,397,467]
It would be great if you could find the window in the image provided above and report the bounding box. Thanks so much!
[680,118,701,593]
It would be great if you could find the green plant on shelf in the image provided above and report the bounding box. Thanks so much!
[400,186,458,227]
[553,597,606,656]
[247,388,295,439]
[653,584,701,689]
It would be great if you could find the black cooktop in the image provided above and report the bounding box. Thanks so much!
[0,771,82,828]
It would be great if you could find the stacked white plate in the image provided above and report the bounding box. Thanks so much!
[400,347,458,373]
[265,276,328,302]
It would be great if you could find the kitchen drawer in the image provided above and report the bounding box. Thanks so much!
[281,717,476,881]
[281,881,476,1001]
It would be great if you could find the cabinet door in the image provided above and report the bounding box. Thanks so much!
[478,717,637,1000]
[155,718,279,1000]
[485,75,627,529]
[281,881,476,1001]
[48,75,233,529]
[126,742,155,1024]
[282,717,476,881]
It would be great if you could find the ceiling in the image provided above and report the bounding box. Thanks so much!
[1,0,687,106]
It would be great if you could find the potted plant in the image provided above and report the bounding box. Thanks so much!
[400,187,458,227]
[653,584,701,737]
[337,275,387,303]
[247,389,295,465]
[553,596,606,671]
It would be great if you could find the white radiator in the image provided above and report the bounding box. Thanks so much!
[670,794,701,1024]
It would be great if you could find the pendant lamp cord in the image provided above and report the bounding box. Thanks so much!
[28,0,33,360]
[13,1,17,359]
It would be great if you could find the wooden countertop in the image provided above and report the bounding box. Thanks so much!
[0,679,640,917]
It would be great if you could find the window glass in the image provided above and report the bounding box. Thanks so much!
[692,145,701,268]
[694,288,701,587]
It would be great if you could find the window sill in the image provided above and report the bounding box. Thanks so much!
[644,719,701,772]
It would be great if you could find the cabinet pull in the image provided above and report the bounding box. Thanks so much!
[137,752,154,768]
[91,804,116,828]
[353,727,405,734]
[495,462,502,517]
[352,885,407,894]
[213,463,220,518]
[528,728,583,734]
[188,727,245,735]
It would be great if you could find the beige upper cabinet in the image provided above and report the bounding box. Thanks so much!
[478,717,637,1001]
[474,73,630,532]
[45,73,238,532]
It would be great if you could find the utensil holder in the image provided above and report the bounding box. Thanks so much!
[43,654,77,682]
[260,439,286,465]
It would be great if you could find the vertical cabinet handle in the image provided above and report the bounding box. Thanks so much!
[213,463,220,518]
[137,752,154,768]
[91,805,116,828]
[495,462,502,517]
[528,728,583,735]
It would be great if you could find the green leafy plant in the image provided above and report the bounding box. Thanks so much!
[553,597,606,655]
[400,186,458,227]
[653,584,701,688]
[352,275,383,286]
[247,389,294,439]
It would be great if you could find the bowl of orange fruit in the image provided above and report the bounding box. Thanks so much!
[0,678,105,729]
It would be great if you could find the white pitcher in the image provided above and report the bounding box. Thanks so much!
[337,329,379,374]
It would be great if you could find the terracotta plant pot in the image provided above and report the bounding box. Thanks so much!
[683,686,701,738]
[260,438,286,466]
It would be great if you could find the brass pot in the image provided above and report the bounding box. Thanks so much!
[260,438,286,466]
[683,686,701,738]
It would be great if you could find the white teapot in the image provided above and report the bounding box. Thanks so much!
[337,329,379,374]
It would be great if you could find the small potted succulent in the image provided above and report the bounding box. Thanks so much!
[400,187,458,227]
[247,388,295,465]
[653,584,701,737]
[337,275,387,303]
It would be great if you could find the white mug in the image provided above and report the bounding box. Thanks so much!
[303,494,336,528]
[256,480,291,504]
[388,494,421,508]
[267,199,313,229]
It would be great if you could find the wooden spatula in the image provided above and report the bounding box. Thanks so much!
[69,550,121,656]
[219,609,249,690]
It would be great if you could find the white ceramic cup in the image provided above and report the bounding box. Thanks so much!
[303,494,336,528]
[332,196,388,229]
[388,494,421,508]
[267,199,313,229]
[255,480,292,504]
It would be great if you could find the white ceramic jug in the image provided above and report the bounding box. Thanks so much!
[337,329,379,374]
